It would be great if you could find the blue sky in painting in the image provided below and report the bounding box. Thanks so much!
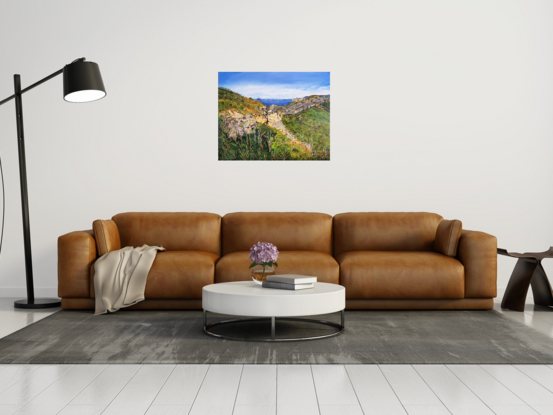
[219,72,330,99]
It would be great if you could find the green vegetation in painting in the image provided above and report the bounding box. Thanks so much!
[282,107,330,155]
[218,87,264,115]
[218,116,327,161]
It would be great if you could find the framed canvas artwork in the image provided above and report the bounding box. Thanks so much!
[218,72,330,161]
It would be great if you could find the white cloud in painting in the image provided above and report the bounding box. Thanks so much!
[229,84,330,99]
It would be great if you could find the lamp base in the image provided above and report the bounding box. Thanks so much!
[14,298,61,309]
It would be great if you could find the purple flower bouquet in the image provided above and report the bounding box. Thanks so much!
[249,242,279,282]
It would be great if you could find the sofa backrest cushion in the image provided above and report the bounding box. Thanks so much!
[434,219,462,257]
[92,219,121,256]
[333,212,443,256]
[112,212,221,256]
[222,212,333,256]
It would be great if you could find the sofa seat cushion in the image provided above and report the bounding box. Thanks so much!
[91,251,218,299]
[215,251,339,284]
[336,251,464,299]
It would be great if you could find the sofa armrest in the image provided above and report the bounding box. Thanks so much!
[92,219,121,256]
[58,230,97,298]
[456,230,497,298]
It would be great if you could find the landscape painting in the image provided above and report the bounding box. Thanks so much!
[218,72,330,161]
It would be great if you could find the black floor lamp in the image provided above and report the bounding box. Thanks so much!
[0,58,106,309]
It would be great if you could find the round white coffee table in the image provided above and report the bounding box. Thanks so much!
[202,281,346,342]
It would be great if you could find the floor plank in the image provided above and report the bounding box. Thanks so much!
[14,365,107,415]
[233,405,276,415]
[152,365,208,406]
[523,305,553,325]
[220,365,276,415]
[233,365,276,415]
[188,365,243,415]
[277,365,319,415]
[446,365,526,406]
[481,365,553,406]
[532,406,553,415]
[311,365,361,407]
[319,406,364,415]
[346,365,407,414]
[404,407,451,415]
[145,405,191,415]
[0,366,41,394]
[0,365,74,405]
[514,365,553,394]
[0,406,22,415]
[56,404,106,415]
[235,365,276,406]
[489,406,540,415]
[413,365,494,414]
[101,365,175,415]
[70,364,141,405]
[380,365,444,407]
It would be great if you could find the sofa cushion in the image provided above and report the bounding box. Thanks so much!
[336,251,464,299]
[222,212,333,255]
[434,219,462,257]
[91,251,218,299]
[333,212,443,256]
[215,251,339,284]
[112,212,221,255]
[92,219,121,256]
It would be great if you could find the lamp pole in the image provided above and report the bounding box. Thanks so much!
[13,74,36,305]
[0,58,105,308]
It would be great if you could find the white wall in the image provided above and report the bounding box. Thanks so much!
[0,0,552,297]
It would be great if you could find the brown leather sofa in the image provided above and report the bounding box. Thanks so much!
[58,212,497,310]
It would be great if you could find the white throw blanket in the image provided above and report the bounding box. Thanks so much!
[94,245,165,315]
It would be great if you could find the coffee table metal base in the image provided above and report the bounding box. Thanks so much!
[203,310,345,342]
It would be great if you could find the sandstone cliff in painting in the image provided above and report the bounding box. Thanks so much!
[218,72,330,161]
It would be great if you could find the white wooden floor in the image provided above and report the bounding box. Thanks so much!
[1,297,553,415]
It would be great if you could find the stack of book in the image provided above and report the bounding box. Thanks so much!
[261,274,317,290]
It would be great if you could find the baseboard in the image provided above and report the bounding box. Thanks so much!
[0,287,59,298]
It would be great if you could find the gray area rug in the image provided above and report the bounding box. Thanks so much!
[0,310,551,364]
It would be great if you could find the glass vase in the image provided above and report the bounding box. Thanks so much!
[251,265,275,284]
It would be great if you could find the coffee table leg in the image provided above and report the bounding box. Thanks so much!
[341,309,345,328]
[203,310,207,329]
[271,317,276,339]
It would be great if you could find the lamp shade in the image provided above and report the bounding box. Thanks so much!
[63,61,106,103]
